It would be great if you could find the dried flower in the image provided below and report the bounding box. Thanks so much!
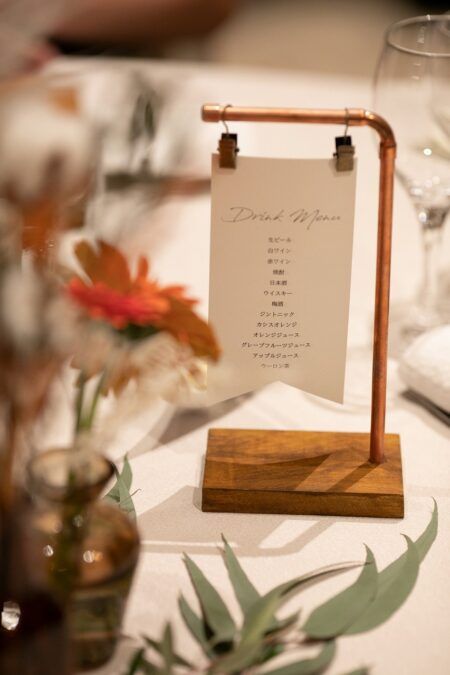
[0,92,95,203]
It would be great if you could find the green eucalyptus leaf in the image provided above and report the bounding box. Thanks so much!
[117,470,137,519]
[221,536,298,636]
[140,659,162,675]
[104,456,136,519]
[183,554,236,643]
[125,648,160,675]
[142,635,192,668]
[221,535,260,614]
[125,648,146,675]
[210,564,355,674]
[343,501,437,637]
[141,636,160,652]
[242,563,358,644]
[344,536,419,635]
[160,623,174,673]
[210,641,263,674]
[260,643,285,664]
[105,455,132,501]
[267,610,300,636]
[303,546,378,639]
[262,640,336,675]
[178,594,213,658]
[121,455,133,490]
[105,473,121,503]
[378,499,437,593]
[415,498,438,561]
[336,669,369,675]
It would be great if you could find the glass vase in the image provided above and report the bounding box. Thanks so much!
[0,494,72,675]
[28,447,140,671]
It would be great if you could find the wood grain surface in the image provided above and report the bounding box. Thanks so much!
[202,428,404,518]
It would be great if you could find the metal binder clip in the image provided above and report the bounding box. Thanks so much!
[334,109,355,171]
[218,105,239,168]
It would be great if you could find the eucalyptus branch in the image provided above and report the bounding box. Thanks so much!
[125,504,438,675]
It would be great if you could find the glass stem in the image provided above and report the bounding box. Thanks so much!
[415,206,447,312]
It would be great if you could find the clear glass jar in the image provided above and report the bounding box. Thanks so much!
[28,447,140,671]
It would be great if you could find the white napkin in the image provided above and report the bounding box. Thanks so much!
[399,325,450,415]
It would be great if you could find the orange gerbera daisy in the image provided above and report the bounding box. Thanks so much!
[67,240,220,361]
[67,278,169,329]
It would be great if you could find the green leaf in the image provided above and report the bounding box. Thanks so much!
[416,498,438,561]
[260,643,285,664]
[266,610,300,636]
[160,623,174,674]
[262,640,336,675]
[242,563,357,644]
[125,648,146,675]
[117,469,137,519]
[121,455,133,490]
[139,660,161,675]
[105,474,121,503]
[124,649,161,675]
[221,535,260,614]
[178,594,213,658]
[142,634,192,668]
[211,564,356,673]
[377,499,437,593]
[104,456,136,519]
[303,546,378,639]
[344,536,419,635]
[336,669,369,675]
[183,554,236,643]
[221,536,298,636]
[140,661,162,675]
[343,501,437,636]
[210,642,263,674]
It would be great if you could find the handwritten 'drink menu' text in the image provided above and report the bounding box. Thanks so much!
[208,155,357,404]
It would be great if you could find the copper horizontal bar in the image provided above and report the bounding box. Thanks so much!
[202,104,396,147]
[202,104,397,465]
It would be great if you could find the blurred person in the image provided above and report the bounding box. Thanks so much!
[51,0,239,54]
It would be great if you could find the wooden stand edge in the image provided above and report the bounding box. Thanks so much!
[202,429,404,519]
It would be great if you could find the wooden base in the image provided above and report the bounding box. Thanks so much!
[202,429,404,518]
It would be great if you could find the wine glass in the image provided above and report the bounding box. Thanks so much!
[374,14,450,345]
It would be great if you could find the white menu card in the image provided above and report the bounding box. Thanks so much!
[208,154,357,403]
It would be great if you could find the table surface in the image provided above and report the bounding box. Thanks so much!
[51,57,450,675]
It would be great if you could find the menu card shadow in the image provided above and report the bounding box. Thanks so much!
[123,394,253,462]
[138,484,398,557]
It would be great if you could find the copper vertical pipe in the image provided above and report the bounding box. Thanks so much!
[369,141,396,463]
[202,104,396,464]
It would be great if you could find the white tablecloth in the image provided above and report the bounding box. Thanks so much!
[53,58,450,675]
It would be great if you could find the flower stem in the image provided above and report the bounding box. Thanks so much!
[84,371,106,431]
[74,372,87,435]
